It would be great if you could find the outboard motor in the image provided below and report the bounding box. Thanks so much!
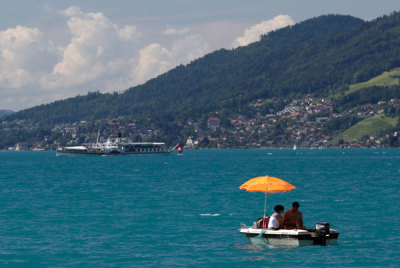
[315,222,330,246]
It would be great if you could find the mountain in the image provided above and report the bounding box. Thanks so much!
[2,12,400,148]
[0,110,14,118]
[6,13,396,123]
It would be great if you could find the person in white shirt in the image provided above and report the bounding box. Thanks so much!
[268,205,284,230]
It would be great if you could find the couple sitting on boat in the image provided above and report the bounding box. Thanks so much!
[262,201,306,230]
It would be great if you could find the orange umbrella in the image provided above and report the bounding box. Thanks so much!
[239,176,296,222]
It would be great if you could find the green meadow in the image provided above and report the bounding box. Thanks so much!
[346,69,400,95]
[330,115,398,144]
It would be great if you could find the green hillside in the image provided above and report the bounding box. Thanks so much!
[332,115,398,143]
[345,68,400,95]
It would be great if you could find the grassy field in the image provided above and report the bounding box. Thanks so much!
[332,68,400,98]
[330,115,398,144]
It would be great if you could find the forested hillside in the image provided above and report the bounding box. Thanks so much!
[0,110,14,118]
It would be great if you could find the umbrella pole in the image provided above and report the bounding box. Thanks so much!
[263,175,268,228]
[264,191,267,217]
[263,181,268,228]
[262,192,268,228]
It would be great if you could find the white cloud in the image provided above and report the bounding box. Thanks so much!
[194,20,248,51]
[232,15,294,47]
[45,7,210,90]
[133,34,209,84]
[119,25,141,40]
[134,43,171,83]
[62,6,83,17]
[41,7,142,89]
[0,25,56,88]
[162,27,190,35]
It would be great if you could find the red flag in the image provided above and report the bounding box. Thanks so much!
[175,144,184,153]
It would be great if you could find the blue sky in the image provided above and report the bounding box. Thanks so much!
[0,0,399,111]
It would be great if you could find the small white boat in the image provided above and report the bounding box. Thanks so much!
[240,222,339,247]
[239,176,339,247]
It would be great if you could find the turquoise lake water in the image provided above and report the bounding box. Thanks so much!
[0,149,399,266]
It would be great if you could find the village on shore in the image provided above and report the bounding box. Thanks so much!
[3,94,400,151]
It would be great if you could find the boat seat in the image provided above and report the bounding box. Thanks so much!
[256,217,269,229]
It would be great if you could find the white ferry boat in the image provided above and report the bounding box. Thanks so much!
[56,134,178,156]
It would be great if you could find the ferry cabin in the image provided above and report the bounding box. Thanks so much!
[122,142,168,154]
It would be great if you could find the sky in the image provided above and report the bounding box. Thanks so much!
[0,0,399,111]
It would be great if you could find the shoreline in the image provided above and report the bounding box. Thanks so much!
[0,146,394,152]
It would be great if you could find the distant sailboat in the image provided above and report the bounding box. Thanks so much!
[293,144,297,150]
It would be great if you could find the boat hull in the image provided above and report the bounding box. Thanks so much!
[240,227,339,247]
[56,150,170,156]
[248,236,314,247]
